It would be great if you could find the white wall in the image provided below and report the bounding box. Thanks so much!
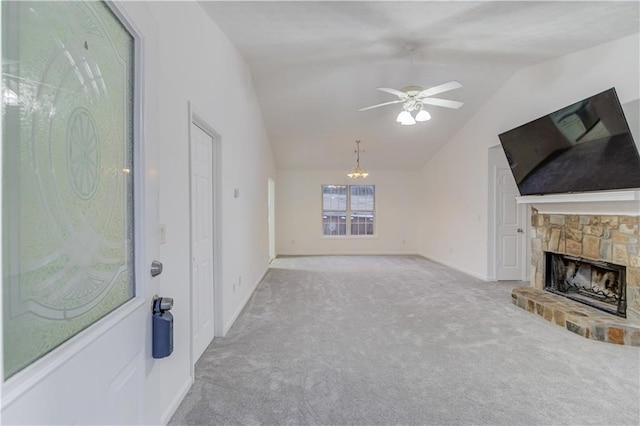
[417,33,640,280]
[277,170,418,255]
[127,2,276,422]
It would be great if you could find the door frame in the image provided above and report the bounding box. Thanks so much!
[488,145,530,282]
[187,102,222,378]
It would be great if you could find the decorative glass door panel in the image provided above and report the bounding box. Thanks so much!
[2,1,135,379]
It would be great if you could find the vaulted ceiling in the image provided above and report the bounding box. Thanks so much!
[200,1,640,172]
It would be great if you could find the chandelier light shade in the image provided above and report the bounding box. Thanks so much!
[347,140,369,178]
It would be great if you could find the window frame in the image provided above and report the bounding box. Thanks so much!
[321,184,376,237]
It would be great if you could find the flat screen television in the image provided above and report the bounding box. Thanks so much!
[498,88,640,195]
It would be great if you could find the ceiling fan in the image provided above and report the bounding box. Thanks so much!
[358,80,464,125]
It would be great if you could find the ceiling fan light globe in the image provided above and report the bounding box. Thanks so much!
[396,110,412,123]
[400,114,416,125]
[415,109,431,122]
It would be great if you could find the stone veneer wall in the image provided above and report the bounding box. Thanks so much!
[530,209,640,325]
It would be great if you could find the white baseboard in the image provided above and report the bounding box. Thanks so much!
[418,254,489,281]
[275,252,489,281]
[161,376,193,425]
[276,251,417,257]
[223,267,269,336]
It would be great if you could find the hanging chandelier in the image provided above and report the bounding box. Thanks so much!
[347,140,369,179]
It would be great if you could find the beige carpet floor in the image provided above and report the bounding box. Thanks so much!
[169,255,640,425]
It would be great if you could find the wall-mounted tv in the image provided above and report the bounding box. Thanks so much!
[498,88,640,195]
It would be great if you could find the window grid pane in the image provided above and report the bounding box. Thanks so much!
[322,211,347,235]
[322,185,347,211]
[350,185,374,211]
[351,212,374,235]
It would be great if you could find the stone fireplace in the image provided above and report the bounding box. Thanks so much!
[512,203,640,346]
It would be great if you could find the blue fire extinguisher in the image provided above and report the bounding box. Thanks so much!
[152,296,174,359]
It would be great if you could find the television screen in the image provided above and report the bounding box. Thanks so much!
[498,88,640,195]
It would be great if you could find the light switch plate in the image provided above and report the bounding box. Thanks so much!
[160,224,167,244]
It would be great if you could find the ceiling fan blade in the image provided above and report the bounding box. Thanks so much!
[358,99,404,111]
[417,81,462,98]
[420,98,464,109]
[377,87,408,98]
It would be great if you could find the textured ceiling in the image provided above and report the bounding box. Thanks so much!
[200,1,640,171]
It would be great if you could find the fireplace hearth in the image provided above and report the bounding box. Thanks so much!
[545,253,626,317]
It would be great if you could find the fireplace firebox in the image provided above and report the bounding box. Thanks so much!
[545,252,626,318]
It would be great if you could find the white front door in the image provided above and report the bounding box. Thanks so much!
[496,168,525,280]
[1,2,159,424]
[190,123,216,362]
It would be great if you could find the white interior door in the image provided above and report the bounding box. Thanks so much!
[496,168,525,280]
[190,123,216,362]
[1,2,158,424]
[268,178,276,262]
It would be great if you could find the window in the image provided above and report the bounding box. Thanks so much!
[2,1,136,379]
[349,185,375,235]
[322,185,375,236]
[322,185,347,235]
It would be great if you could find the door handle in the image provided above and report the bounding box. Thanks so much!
[517,228,524,233]
[150,260,163,277]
